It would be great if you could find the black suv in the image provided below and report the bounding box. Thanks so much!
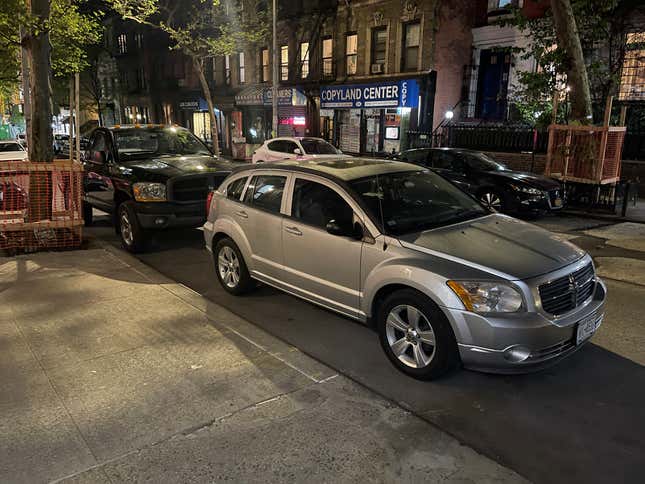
[399,147,563,215]
[82,125,232,252]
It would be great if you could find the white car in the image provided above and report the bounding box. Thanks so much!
[0,140,28,162]
[251,137,351,164]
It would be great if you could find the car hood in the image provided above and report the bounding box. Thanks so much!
[485,170,560,190]
[124,154,233,178]
[398,214,585,280]
[0,152,28,161]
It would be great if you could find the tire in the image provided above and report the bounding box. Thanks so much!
[82,201,93,226]
[478,189,507,212]
[117,201,147,253]
[214,237,254,295]
[377,289,460,380]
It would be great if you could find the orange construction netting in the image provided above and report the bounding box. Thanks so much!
[0,161,83,252]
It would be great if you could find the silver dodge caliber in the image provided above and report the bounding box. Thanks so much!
[203,158,606,380]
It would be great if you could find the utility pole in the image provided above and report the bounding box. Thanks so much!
[271,0,278,138]
[75,72,80,163]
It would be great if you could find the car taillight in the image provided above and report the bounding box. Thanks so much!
[206,191,215,218]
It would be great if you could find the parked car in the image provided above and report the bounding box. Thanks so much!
[0,140,28,162]
[251,136,351,164]
[398,147,563,215]
[82,125,233,252]
[53,134,69,155]
[203,158,606,380]
[16,133,27,149]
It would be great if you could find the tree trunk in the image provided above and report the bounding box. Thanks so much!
[551,0,593,123]
[193,58,221,157]
[19,25,32,150]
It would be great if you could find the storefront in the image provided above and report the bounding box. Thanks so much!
[320,77,430,155]
[177,98,225,150]
[233,86,308,160]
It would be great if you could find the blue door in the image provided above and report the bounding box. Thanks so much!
[475,49,511,120]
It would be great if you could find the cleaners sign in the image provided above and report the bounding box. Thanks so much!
[320,79,419,109]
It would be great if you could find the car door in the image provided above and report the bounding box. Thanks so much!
[281,175,363,317]
[239,172,289,281]
[83,130,115,212]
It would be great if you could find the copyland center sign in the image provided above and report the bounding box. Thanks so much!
[320,79,420,109]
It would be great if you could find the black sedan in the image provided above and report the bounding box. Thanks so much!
[398,147,563,215]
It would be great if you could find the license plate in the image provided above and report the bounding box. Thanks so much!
[553,197,563,207]
[576,313,603,345]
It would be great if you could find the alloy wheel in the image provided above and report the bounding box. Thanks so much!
[385,304,436,369]
[218,246,241,289]
[480,192,502,210]
[120,210,133,246]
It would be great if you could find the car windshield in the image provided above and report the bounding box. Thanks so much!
[0,143,23,152]
[114,128,211,159]
[350,170,488,236]
[466,152,508,171]
[300,138,341,155]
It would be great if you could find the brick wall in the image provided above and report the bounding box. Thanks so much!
[484,151,547,174]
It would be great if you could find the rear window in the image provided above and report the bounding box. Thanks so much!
[243,175,286,214]
[0,143,23,152]
[300,138,340,155]
[226,177,247,200]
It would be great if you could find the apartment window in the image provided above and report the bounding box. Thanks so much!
[371,27,387,73]
[322,37,333,77]
[239,52,245,83]
[134,32,143,49]
[280,45,289,81]
[261,48,270,82]
[346,33,357,75]
[136,68,146,90]
[119,70,128,90]
[300,42,310,78]
[225,55,231,85]
[489,0,514,9]
[117,33,127,54]
[402,22,420,72]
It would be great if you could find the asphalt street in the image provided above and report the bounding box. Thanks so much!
[86,213,645,484]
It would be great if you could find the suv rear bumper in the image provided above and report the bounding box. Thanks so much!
[133,201,205,229]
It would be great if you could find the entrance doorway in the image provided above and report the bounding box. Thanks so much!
[475,49,511,120]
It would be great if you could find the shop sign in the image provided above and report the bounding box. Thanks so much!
[235,87,307,107]
[179,99,209,111]
[320,79,419,109]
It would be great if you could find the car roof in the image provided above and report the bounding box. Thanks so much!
[235,157,422,182]
[105,124,185,131]
[266,136,328,142]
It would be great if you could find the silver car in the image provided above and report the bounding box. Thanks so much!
[203,158,606,380]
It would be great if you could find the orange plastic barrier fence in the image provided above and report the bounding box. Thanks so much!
[0,161,83,252]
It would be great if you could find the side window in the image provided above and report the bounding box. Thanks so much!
[292,179,354,230]
[243,175,287,213]
[90,132,107,163]
[267,140,284,152]
[433,152,454,170]
[284,141,299,154]
[226,176,247,200]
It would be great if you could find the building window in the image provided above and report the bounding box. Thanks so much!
[136,68,146,90]
[261,48,270,82]
[134,32,143,49]
[225,55,231,85]
[402,22,420,72]
[117,33,127,54]
[488,0,515,10]
[119,70,129,90]
[280,45,289,81]
[371,27,387,73]
[300,42,309,78]
[346,33,357,75]
[619,32,645,101]
[239,52,245,83]
[322,37,333,77]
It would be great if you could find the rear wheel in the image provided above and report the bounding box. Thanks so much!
[117,201,147,253]
[377,289,459,380]
[214,237,254,295]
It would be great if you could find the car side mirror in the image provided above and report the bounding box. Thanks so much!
[293,148,302,155]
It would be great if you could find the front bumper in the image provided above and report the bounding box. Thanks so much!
[509,191,563,213]
[133,201,205,229]
[444,279,606,374]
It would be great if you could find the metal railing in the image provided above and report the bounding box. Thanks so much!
[443,125,549,153]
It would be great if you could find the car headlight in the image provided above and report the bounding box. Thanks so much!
[510,184,543,196]
[447,281,524,313]
[132,182,166,202]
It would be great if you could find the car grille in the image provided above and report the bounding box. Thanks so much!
[168,174,227,202]
[526,339,575,362]
[539,263,595,315]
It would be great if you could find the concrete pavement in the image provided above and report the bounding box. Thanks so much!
[0,246,524,483]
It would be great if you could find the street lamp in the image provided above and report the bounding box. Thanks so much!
[444,110,454,120]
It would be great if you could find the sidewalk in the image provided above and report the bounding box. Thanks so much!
[0,245,525,483]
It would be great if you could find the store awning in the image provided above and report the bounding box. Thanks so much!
[235,86,265,106]
[235,86,307,107]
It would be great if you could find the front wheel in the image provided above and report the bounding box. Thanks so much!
[377,289,459,380]
[214,238,254,295]
[118,201,147,253]
[478,189,506,212]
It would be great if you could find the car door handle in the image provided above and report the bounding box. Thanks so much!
[235,210,248,219]
[284,225,302,236]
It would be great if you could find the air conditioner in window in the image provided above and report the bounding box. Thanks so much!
[371,63,384,74]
